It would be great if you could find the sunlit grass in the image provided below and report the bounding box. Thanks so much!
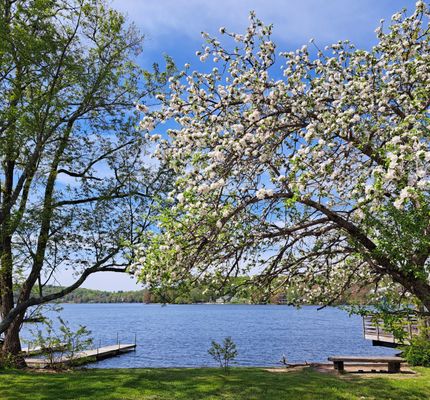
[1,367,430,399]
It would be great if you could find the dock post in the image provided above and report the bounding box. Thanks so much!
[408,319,413,341]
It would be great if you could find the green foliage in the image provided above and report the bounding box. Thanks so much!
[365,203,430,280]
[31,286,152,304]
[27,316,93,369]
[403,333,430,367]
[0,351,21,370]
[208,337,238,372]
[0,0,174,344]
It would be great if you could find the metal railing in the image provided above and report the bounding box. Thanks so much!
[95,332,137,353]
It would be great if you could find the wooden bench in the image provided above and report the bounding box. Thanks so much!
[328,356,405,373]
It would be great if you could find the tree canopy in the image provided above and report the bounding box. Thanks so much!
[0,0,172,358]
[134,3,430,312]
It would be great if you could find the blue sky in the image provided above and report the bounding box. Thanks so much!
[114,0,417,71]
[72,0,417,291]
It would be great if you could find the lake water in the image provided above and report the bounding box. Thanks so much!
[21,304,397,368]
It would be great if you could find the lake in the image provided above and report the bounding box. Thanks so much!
[21,304,397,368]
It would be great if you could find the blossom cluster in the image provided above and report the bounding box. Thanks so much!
[133,3,430,303]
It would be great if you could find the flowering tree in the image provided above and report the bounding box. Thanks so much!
[135,3,430,311]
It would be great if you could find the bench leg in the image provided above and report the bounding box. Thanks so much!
[388,362,400,373]
[333,361,344,372]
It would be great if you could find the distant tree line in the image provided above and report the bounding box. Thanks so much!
[18,283,370,305]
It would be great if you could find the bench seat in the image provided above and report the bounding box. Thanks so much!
[328,356,405,373]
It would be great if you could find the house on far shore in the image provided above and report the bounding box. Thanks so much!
[215,295,233,304]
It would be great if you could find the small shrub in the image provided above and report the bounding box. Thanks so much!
[403,336,430,367]
[27,317,93,369]
[208,336,238,372]
[0,351,21,370]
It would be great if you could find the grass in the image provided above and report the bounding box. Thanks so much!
[1,367,430,400]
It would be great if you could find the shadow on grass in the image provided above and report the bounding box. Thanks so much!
[1,367,429,400]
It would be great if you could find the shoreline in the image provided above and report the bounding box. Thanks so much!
[24,364,414,373]
[49,302,347,306]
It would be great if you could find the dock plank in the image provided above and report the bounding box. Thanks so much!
[25,343,136,368]
[21,343,66,355]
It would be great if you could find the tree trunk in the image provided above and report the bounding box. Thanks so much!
[392,270,430,313]
[3,319,22,353]
[1,315,26,368]
[412,281,430,314]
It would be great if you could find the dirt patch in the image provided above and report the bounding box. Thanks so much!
[265,363,416,376]
[264,363,319,373]
[23,367,75,374]
[264,366,309,373]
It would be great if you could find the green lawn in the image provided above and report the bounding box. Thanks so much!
[1,367,430,400]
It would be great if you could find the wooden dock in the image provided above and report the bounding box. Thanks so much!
[363,316,419,347]
[25,343,136,368]
[21,343,66,356]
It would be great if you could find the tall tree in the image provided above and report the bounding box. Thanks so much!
[0,0,171,362]
[135,4,430,311]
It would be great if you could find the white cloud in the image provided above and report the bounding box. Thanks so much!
[113,0,416,49]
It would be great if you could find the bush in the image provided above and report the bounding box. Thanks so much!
[27,317,93,369]
[0,351,21,370]
[403,336,430,367]
[208,336,238,372]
